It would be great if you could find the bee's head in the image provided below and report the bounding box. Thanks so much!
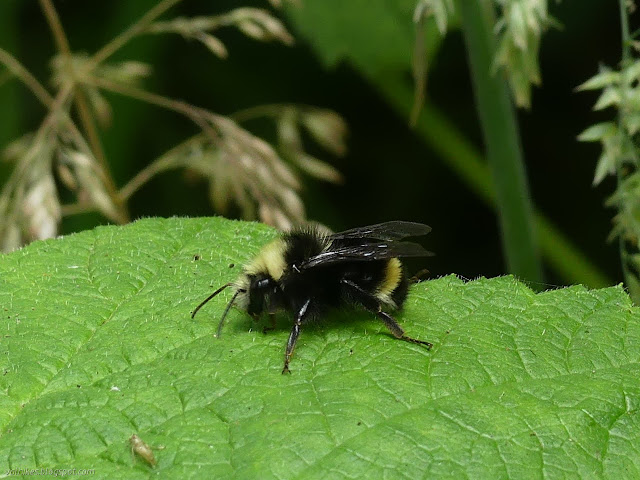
[192,270,280,338]
[244,273,277,316]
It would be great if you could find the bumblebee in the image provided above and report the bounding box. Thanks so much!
[192,221,434,373]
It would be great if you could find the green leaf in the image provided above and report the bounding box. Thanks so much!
[284,0,610,290]
[1,218,639,478]
[593,148,618,185]
[623,61,640,84]
[594,86,622,111]
[284,0,447,75]
[576,68,619,91]
[577,121,617,142]
[624,112,640,135]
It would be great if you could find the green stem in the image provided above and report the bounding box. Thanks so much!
[0,47,53,107]
[375,73,611,288]
[617,0,637,301]
[457,0,543,284]
[87,0,183,70]
[119,134,204,200]
[620,1,631,63]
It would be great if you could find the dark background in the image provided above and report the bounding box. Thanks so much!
[0,0,628,287]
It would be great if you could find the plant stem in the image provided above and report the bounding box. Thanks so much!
[119,135,204,200]
[620,1,631,63]
[457,0,543,284]
[88,0,183,70]
[417,103,611,289]
[0,47,108,193]
[410,6,428,126]
[376,73,611,288]
[0,47,53,107]
[36,0,187,223]
[39,0,129,224]
[60,202,99,217]
[87,77,286,213]
[38,0,72,56]
[231,104,290,122]
[86,76,223,142]
[0,83,73,207]
[617,0,637,301]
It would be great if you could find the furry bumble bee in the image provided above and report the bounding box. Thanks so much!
[191,221,434,373]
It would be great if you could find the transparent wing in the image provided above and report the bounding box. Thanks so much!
[329,221,432,241]
[297,240,433,271]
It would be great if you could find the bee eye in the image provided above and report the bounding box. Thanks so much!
[256,279,271,289]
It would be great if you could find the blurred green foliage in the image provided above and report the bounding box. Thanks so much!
[0,0,626,289]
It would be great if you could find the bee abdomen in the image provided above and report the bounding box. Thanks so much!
[375,258,408,309]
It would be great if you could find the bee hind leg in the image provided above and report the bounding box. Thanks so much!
[377,310,433,349]
[340,279,433,349]
[409,268,430,284]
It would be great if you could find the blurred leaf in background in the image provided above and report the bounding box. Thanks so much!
[282,0,611,289]
[0,0,629,292]
[577,2,640,303]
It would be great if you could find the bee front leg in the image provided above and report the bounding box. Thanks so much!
[282,299,311,374]
[263,313,276,334]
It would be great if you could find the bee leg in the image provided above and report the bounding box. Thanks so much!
[283,299,311,374]
[263,313,276,334]
[340,279,433,349]
[377,310,433,349]
[409,268,430,284]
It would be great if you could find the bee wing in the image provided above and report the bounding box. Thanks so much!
[297,240,434,271]
[329,221,432,241]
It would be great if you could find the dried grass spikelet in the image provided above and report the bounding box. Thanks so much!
[144,7,293,59]
[0,131,60,250]
[56,147,120,222]
[294,153,343,184]
[51,54,151,87]
[2,133,36,164]
[195,32,228,58]
[413,0,455,36]
[207,150,233,213]
[230,8,294,45]
[194,105,348,227]
[492,0,556,108]
[0,121,124,251]
[267,0,301,8]
[299,108,348,157]
[51,54,151,127]
[17,137,61,243]
[22,172,60,241]
[1,222,22,253]
[215,117,305,226]
[162,114,306,228]
[276,107,346,184]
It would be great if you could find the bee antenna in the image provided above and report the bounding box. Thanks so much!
[216,288,246,338]
[191,283,233,319]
